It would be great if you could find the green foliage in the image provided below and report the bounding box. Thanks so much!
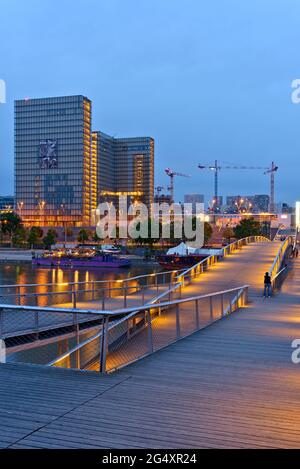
[132,218,161,246]
[234,217,261,240]
[77,229,89,243]
[204,222,213,244]
[43,229,58,249]
[222,227,235,243]
[0,211,22,244]
[28,226,43,247]
[92,231,101,242]
[12,227,28,247]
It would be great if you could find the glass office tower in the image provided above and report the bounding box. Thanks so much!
[94,132,154,213]
[15,95,95,226]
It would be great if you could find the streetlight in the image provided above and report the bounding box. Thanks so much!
[60,204,67,247]
[17,201,24,219]
[38,200,46,226]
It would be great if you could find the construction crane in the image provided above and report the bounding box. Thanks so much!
[155,186,165,197]
[197,160,278,212]
[165,168,191,204]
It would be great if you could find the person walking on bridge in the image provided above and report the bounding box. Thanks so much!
[264,272,272,298]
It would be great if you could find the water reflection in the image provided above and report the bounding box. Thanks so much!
[0,261,160,286]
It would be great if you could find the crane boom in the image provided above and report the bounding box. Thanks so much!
[165,168,191,204]
[198,160,278,212]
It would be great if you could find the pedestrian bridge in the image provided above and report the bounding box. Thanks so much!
[0,236,292,368]
[0,235,298,448]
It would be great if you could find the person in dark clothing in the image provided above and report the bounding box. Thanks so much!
[264,272,272,298]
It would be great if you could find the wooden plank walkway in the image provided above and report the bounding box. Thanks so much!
[1,244,299,448]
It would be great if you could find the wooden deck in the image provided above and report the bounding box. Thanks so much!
[0,247,299,448]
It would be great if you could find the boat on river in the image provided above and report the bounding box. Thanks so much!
[157,242,223,270]
[32,248,131,268]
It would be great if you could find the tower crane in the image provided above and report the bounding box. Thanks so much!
[197,160,278,212]
[155,186,165,197]
[165,168,191,204]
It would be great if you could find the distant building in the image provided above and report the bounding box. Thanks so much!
[0,196,14,211]
[15,96,155,227]
[184,194,204,214]
[15,95,94,227]
[154,194,172,205]
[226,194,269,213]
[94,132,154,214]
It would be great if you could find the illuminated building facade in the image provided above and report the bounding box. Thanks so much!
[15,95,154,227]
[226,194,270,213]
[93,132,154,213]
[15,95,95,226]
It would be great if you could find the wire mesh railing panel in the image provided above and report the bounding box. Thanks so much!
[177,301,198,337]
[197,297,212,328]
[152,305,177,351]
[106,313,149,372]
[1,307,103,368]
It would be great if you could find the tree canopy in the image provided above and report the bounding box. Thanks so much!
[234,218,261,240]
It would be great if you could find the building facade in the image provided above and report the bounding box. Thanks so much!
[15,95,95,227]
[94,132,154,214]
[226,194,269,213]
[0,196,14,211]
[15,95,155,227]
[184,194,204,213]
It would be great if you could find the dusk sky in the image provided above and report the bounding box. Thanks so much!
[0,0,299,204]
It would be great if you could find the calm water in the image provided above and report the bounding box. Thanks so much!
[0,261,161,286]
[3,260,162,366]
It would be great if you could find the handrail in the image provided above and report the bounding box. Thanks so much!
[177,235,270,284]
[47,281,183,367]
[47,284,249,368]
[269,235,294,280]
[0,268,185,290]
[0,284,250,319]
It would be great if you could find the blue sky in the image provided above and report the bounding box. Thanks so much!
[0,0,299,204]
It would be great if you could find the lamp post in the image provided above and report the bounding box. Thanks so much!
[38,200,46,226]
[60,204,67,247]
[17,201,24,219]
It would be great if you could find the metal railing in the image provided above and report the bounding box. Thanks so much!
[44,284,249,373]
[269,235,295,290]
[177,236,270,286]
[0,235,271,370]
[0,236,269,308]
[0,269,184,309]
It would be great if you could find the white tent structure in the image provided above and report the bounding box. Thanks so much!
[166,242,197,256]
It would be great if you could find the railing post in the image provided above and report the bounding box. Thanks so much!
[210,296,213,321]
[72,287,77,309]
[102,289,105,310]
[176,303,181,339]
[124,285,127,308]
[229,299,233,314]
[195,299,200,330]
[35,310,39,334]
[221,294,224,317]
[147,309,154,353]
[75,322,80,369]
[142,285,145,305]
[17,286,21,306]
[99,317,109,373]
